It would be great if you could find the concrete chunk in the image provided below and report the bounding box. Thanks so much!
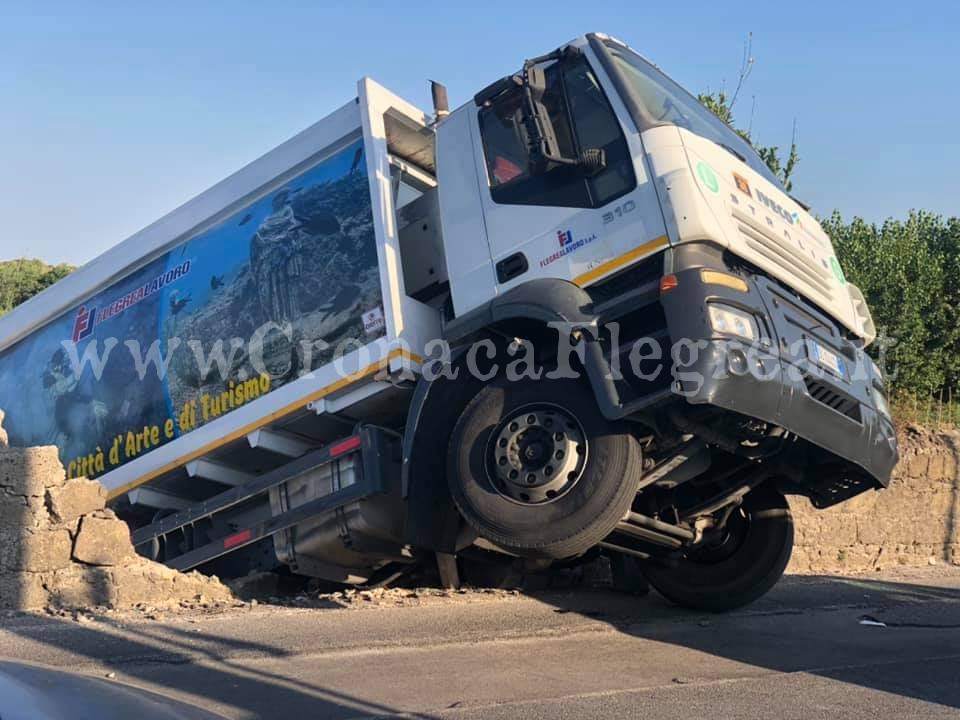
[0,495,46,530]
[0,527,73,572]
[47,478,106,524]
[44,565,118,609]
[0,446,65,497]
[71,514,133,566]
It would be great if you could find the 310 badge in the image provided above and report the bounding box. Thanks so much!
[602,199,636,225]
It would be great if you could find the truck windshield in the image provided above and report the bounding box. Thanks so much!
[594,37,783,189]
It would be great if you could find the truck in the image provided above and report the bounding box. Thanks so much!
[0,32,898,610]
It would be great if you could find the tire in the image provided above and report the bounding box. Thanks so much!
[447,376,642,560]
[643,485,793,612]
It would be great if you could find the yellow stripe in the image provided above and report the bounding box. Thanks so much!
[106,347,423,500]
[572,235,670,287]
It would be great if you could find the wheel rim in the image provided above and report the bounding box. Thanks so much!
[486,403,588,505]
[687,506,751,564]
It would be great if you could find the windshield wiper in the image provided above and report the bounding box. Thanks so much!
[715,141,746,163]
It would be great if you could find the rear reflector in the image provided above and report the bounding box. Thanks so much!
[223,529,252,550]
[329,435,362,458]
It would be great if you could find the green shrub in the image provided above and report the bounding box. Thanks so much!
[0,259,74,318]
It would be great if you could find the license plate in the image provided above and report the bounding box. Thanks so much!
[811,341,846,378]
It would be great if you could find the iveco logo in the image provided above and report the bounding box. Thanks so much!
[755,189,795,225]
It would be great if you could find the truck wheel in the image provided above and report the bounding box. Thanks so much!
[447,377,642,560]
[643,486,793,612]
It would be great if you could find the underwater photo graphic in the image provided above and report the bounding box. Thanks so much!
[0,138,384,479]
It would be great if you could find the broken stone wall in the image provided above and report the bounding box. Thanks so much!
[789,425,960,574]
[0,445,232,611]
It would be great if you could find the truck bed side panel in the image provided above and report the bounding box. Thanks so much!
[0,103,397,496]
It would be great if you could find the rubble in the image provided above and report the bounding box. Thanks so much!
[0,444,233,612]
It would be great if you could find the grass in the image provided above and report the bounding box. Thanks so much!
[891,390,960,430]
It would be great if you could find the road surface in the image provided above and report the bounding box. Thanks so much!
[2,567,960,719]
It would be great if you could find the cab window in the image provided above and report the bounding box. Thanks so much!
[478,55,635,208]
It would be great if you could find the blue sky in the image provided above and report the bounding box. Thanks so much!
[1,0,957,265]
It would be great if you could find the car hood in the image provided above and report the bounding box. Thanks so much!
[0,661,225,720]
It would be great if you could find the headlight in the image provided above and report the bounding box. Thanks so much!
[872,384,891,418]
[707,303,759,342]
[865,356,891,417]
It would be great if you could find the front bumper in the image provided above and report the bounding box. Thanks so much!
[658,266,898,501]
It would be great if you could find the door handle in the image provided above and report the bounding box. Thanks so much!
[496,252,528,283]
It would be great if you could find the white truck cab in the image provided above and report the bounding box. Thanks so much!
[439,34,873,340]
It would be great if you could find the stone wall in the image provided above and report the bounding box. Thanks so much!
[789,425,960,574]
[0,445,232,611]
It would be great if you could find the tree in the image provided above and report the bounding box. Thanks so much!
[822,211,955,396]
[0,259,74,317]
[698,34,800,191]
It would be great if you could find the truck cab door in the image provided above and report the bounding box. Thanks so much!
[470,45,668,301]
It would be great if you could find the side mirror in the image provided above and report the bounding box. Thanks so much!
[517,48,607,178]
[527,64,548,100]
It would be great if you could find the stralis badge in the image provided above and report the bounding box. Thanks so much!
[363,306,386,335]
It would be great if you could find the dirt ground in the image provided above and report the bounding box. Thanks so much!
[15,562,960,626]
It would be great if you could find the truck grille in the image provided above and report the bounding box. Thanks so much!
[731,207,834,308]
[803,374,862,423]
[588,252,662,306]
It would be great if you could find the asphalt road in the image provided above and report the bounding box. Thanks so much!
[2,567,960,719]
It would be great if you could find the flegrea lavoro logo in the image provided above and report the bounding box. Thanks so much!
[71,305,97,342]
[540,229,598,268]
[68,260,192,342]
